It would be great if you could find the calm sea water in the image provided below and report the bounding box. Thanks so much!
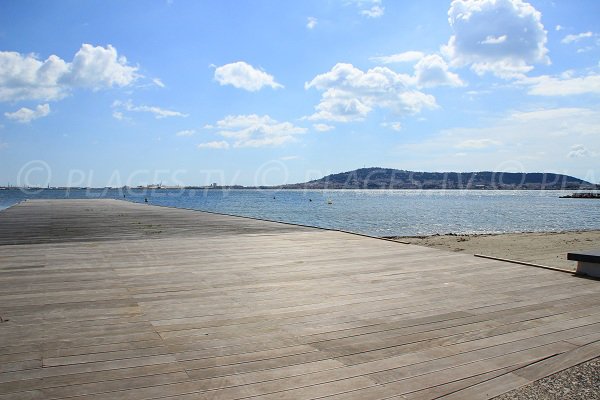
[1,188,599,237]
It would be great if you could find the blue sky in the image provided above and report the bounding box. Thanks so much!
[0,0,599,186]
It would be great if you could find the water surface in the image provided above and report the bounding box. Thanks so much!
[1,188,599,237]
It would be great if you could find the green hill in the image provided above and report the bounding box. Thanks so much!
[280,168,594,190]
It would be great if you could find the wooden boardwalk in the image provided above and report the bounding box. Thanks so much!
[0,199,599,400]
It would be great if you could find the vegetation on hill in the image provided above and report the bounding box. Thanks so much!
[279,168,594,190]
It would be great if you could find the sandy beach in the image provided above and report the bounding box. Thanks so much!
[390,230,600,271]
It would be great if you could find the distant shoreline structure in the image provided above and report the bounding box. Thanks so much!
[2,186,600,191]
[559,193,600,199]
[2,168,598,191]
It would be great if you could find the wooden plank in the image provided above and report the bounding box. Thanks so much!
[0,363,186,395]
[513,340,600,381]
[429,343,600,400]
[0,371,190,400]
[0,199,599,400]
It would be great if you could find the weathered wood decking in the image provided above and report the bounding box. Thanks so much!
[0,199,599,400]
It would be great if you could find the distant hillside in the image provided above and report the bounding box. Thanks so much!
[280,168,594,190]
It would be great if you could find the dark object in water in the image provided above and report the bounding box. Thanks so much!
[145,198,148,203]
[560,193,600,199]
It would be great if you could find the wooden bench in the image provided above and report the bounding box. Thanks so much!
[567,250,600,278]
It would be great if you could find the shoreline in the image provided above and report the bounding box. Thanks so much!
[388,229,600,271]
[2,187,600,192]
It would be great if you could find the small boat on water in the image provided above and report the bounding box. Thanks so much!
[327,199,333,204]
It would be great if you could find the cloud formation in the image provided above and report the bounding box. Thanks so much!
[306,17,317,30]
[305,63,436,122]
[567,144,593,158]
[344,0,385,18]
[455,138,501,149]
[400,107,600,176]
[4,103,50,123]
[347,0,385,18]
[197,141,230,149]
[414,54,463,88]
[214,61,283,91]
[207,114,306,148]
[561,32,594,44]
[524,74,600,96]
[112,100,188,119]
[370,52,462,88]
[152,78,165,88]
[361,5,384,18]
[176,129,195,137]
[444,0,549,78]
[370,51,425,64]
[380,121,402,131]
[0,44,139,102]
[313,123,335,132]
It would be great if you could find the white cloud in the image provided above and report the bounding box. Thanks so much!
[0,52,68,101]
[152,78,165,88]
[280,155,300,160]
[371,52,463,88]
[0,44,139,102]
[214,61,283,91]
[381,121,402,131]
[567,144,594,158]
[4,103,50,123]
[577,47,595,54]
[390,122,402,131]
[176,129,195,137]
[398,107,600,177]
[112,100,188,119]
[415,54,464,88]
[305,63,436,122]
[559,70,576,79]
[524,74,600,96]
[197,141,230,149]
[67,44,139,89]
[444,0,549,78]
[510,108,597,122]
[313,123,335,132]
[370,51,425,64]
[481,35,507,45]
[347,0,385,18]
[555,25,563,31]
[307,17,318,30]
[112,111,126,121]
[207,114,307,148]
[361,5,384,18]
[455,138,501,149]
[561,31,594,44]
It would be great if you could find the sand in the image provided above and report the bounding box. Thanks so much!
[390,230,600,271]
